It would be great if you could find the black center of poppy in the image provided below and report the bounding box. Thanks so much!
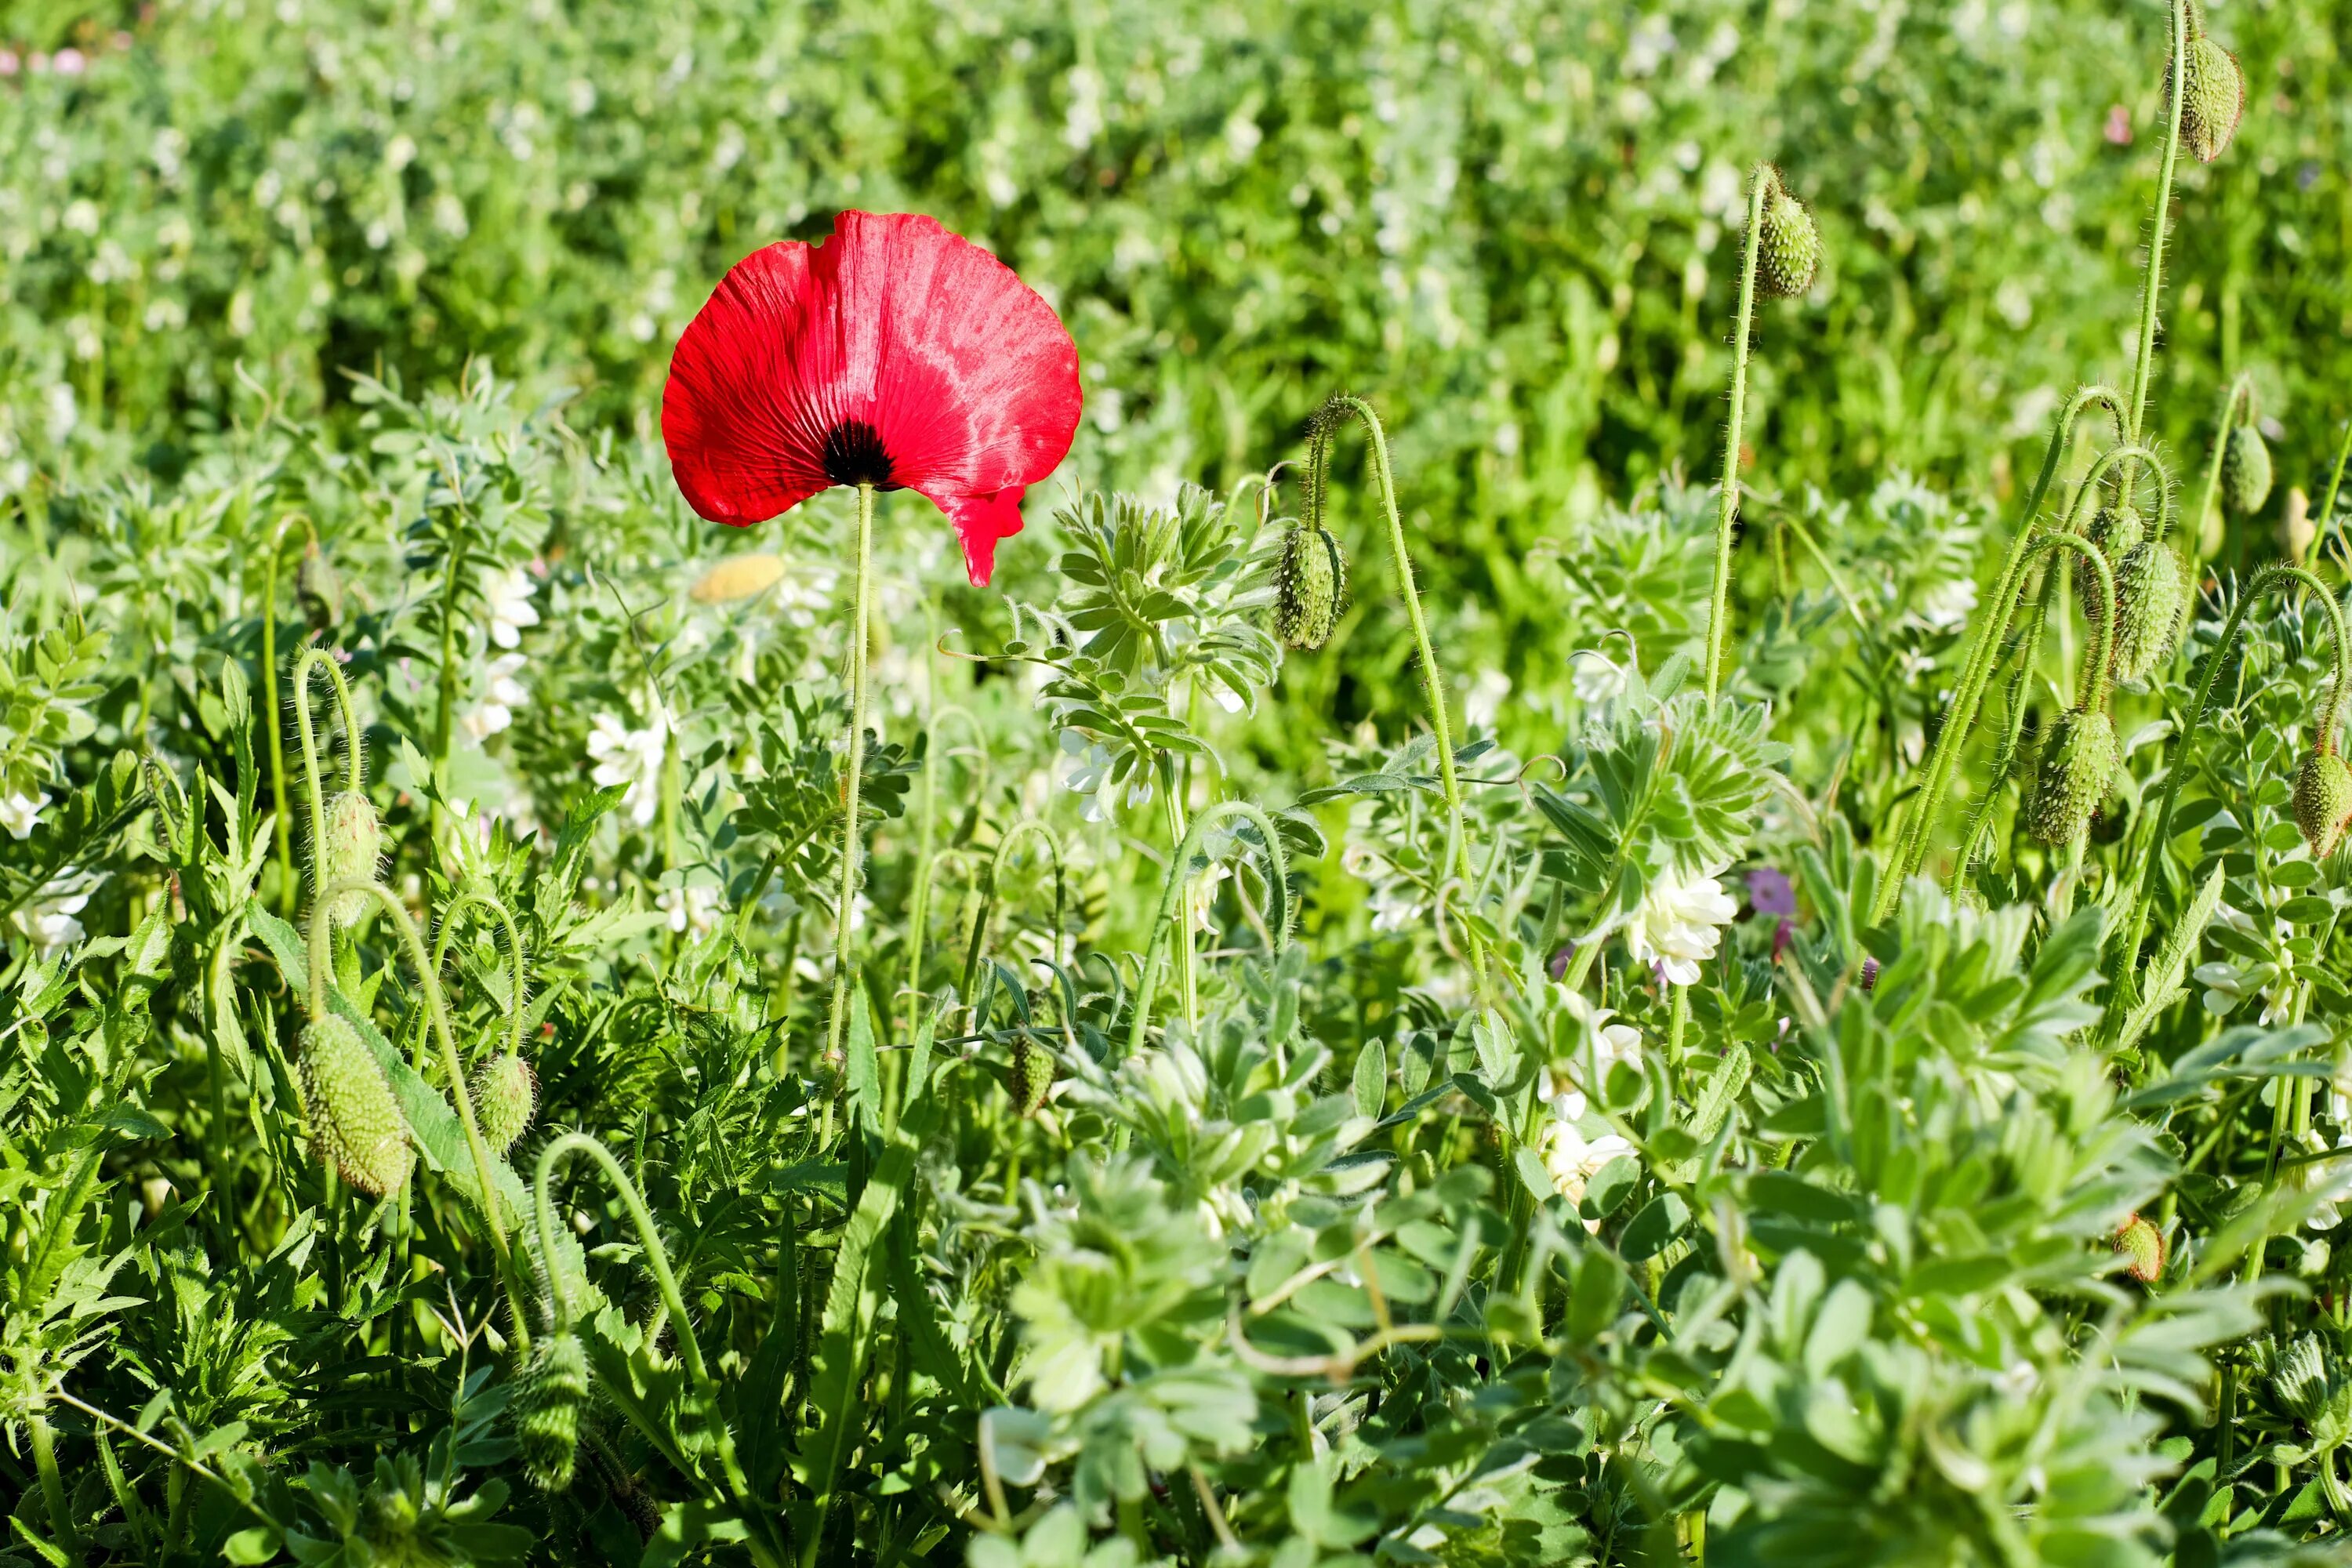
[822,419,899,489]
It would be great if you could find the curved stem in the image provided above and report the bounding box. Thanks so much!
[2318,420,2352,569]
[312,878,530,1350]
[1125,800,1291,1058]
[1951,572,2058,895]
[2114,566,2347,974]
[1871,389,2129,920]
[2125,0,2192,459]
[262,513,310,910]
[532,1131,755,1506]
[2188,376,2258,584]
[432,887,530,1061]
[826,482,877,1067]
[2036,534,2119,712]
[959,819,1066,1035]
[1315,396,1467,880]
[1708,168,1769,705]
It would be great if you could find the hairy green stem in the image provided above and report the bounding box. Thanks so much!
[290,646,366,881]
[30,1410,80,1567]
[2187,376,2256,585]
[262,513,310,911]
[312,878,531,1350]
[1126,800,1291,1057]
[2125,0,2192,460]
[1707,169,1769,704]
[2038,533,2119,712]
[1312,395,1467,879]
[1871,391,2129,919]
[1950,572,2057,895]
[532,1132,753,1504]
[432,887,530,1062]
[2113,566,2350,978]
[826,482,877,1067]
[960,820,1066,1036]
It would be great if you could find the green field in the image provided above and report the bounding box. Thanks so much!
[6,1,2352,1563]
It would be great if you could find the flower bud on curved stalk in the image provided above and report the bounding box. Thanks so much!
[2113,1213,2166,1283]
[1008,1035,1052,1116]
[319,789,383,928]
[1753,169,1820,299]
[511,1329,590,1491]
[298,1015,414,1196]
[471,1052,539,1154]
[2223,424,2274,516]
[2027,708,2120,846]
[2110,539,2187,682]
[2169,26,2247,164]
[1274,523,1345,650]
[2292,750,2352,860]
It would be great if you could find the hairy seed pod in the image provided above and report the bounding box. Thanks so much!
[2109,540,2187,682]
[1754,176,1820,299]
[2169,34,2247,164]
[512,1330,590,1491]
[1008,1035,1051,1116]
[470,1052,538,1154]
[2293,750,2352,859]
[316,790,382,927]
[298,1015,414,1196]
[1274,524,1345,650]
[296,542,343,631]
[2112,1213,2165,1283]
[2273,1334,2331,1423]
[2026,708,2118,845]
[2221,424,2274,515]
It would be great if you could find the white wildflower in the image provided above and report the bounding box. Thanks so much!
[1570,652,1628,708]
[13,868,100,953]
[481,566,540,649]
[586,707,669,826]
[658,879,724,936]
[1912,576,1978,633]
[460,653,528,740]
[0,787,49,840]
[1625,862,1740,985]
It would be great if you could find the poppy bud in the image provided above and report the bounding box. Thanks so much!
[1754,175,1820,299]
[2079,503,2143,628]
[470,1051,538,1154]
[1274,524,1346,651]
[2169,34,2246,165]
[2109,541,2187,682]
[317,790,383,928]
[2222,424,2273,515]
[296,542,343,631]
[298,1015,414,1196]
[512,1329,590,1491]
[2026,708,2118,845]
[2272,1334,2331,1423]
[1008,1035,1051,1116]
[2293,749,2352,859]
[2112,1212,2165,1283]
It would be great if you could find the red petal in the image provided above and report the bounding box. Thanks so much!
[662,212,1082,583]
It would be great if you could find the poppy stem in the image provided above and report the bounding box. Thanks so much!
[826,482,877,1069]
[1706,168,1767,706]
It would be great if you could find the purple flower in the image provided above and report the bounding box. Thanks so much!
[1747,866,1796,919]
[1548,943,1576,982]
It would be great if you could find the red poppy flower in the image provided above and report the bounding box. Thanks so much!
[662,211,1082,586]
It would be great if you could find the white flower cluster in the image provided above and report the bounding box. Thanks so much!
[587,706,670,826]
[1625,861,1740,985]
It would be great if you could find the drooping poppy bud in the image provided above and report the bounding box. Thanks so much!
[2169,33,2246,164]
[2110,540,2187,682]
[317,790,382,928]
[662,212,1083,586]
[2222,424,2274,515]
[470,1051,538,1154]
[1009,1035,1052,1117]
[2027,708,2118,844]
[2112,1212,2165,1283]
[299,1015,414,1196]
[512,1329,591,1491]
[1754,173,1820,299]
[2293,749,2352,859]
[1274,524,1346,650]
[2080,503,2143,629]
